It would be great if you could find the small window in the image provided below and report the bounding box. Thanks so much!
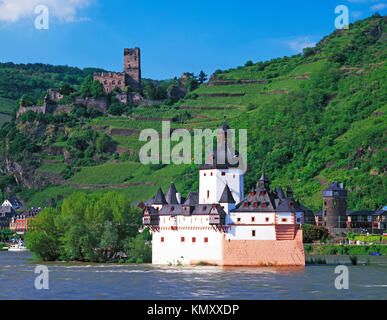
[221,172,226,176]
[202,206,206,211]
[161,237,164,242]
[251,217,255,222]
[252,230,256,237]
[296,218,301,223]
[265,217,269,222]
[262,203,267,208]
[260,191,265,196]
[210,172,213,176]
[192,237,196,243]
[253,202,258,207]
[181,237,185,242]
[170,206,174,211]
[204,173,206,176]
[204,237,208,243]
[207,191,210,199]
[237,217,241,223]
[244,202,249,207]
[233,174,235,179]
[282,218,287,223]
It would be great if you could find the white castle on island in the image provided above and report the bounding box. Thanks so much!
[143,119,305,266]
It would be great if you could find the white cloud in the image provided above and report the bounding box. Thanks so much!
[370,3,387,10]
[0,0,92,23]
[286,37,316,53]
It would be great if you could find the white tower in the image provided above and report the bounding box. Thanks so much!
[198,118,244,205]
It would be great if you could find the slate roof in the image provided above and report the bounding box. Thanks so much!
[277,186,286,199]
[199,119,244,171]
[144,203,227,217]
[322,181,347,197]
[232,172,304,213]
[165,182,179,204]
[199,145,242,170]
[145,198,154,206]
[219,184,235,203]
[153,188,167,204]
[183,192,199,206]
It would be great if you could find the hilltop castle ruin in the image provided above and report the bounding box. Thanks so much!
[93,47,141,93]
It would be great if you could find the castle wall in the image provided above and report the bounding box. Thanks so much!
[152,227,223,265]
[221,229,305,266]
[93,72,126,94]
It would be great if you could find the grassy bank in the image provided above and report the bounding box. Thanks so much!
[304,244,387,255]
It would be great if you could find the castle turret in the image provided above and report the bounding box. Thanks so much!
[198,116,244,204]
[322,181,347,229]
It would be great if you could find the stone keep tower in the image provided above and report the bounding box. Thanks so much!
[322,181,347,229]
[124,47,141,90]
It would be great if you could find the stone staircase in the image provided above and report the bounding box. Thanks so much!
[275,225,296,240]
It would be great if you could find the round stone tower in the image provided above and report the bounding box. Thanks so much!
[322,181,347,229]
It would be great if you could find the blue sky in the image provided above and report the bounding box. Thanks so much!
[0,0,385,80]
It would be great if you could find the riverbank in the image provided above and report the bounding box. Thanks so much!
[304,244,387,256]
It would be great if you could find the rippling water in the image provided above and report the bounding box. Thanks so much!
[1,251,386,299]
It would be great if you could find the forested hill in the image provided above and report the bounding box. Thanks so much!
[0,62,104,123]
[0,14,385,213]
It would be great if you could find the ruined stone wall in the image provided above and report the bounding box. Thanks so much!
[74,96,108,113]
[93,72,126,94]
[124,47,141,90]
[17,106,46,118]
[221,229,305,266]
[48,89,63,101]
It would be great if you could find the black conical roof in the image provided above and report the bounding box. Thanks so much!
[153,187,167,204]
[183,192,199,206]
[165,182,178,204]
[219,184,236,203]
[277,186,286,199]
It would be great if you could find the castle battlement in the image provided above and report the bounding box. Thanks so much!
[93,71,125,78]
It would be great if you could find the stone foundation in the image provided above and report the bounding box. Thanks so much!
[221,229,305,266]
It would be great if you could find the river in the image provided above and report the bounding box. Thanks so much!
[0,251,386,299]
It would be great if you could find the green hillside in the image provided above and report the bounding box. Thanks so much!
[0,14,386,213]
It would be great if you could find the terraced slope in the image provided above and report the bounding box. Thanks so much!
[1,14,386,213]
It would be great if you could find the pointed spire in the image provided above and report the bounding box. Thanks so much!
[277,186,286,199]
[183,192,199,206]
[257,168,269,189]
[219,184,236,203]
[286,186,293,199]
[165,181,178,204]
[259,168,269,182]
[153,187,167,204]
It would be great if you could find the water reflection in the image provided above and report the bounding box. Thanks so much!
[1,251,386,300]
